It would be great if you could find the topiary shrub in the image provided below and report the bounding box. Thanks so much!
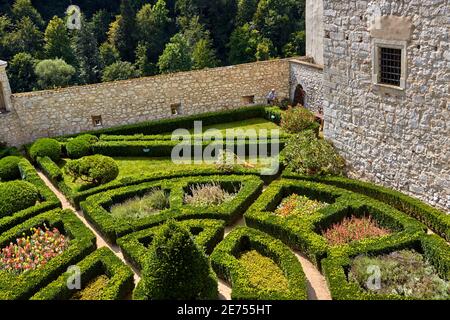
[66,135,98,159]
[65,155,119,186]
[134,220,218,300]
[283,130,345,176]
[0,181,40,218]
[0,156,22,181]
[30,138,61,162]
[281,107,317,133]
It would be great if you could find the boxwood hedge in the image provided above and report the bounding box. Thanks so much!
[31,247,134,300]
[59,105,282,138]
[210,226,308,300]
[245,179,426,268]
[0,209,96,300]
[0,156,22,181]
[0,180,39,218]
[282,172,450,242]
[29,138,61,162]
[117,219,225,270]
[80,175,263,243]
[322,233,450,300]
[0,158,61,234]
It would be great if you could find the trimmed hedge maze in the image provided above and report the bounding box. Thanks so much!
[1,105,449,300]
[81,175,263,243]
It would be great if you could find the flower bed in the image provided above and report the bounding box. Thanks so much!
[210,226,307,300]
[0,225,69,275]
[81,175,263,243]
[322,234,450,300]
[245,179,426,267]
[184,182,240,207]
[275,194,328,217]
[322,216,392,246]
[110,189,170,220]
[31,248,134,300]
[0,209,96,300]
[117,219,225,270]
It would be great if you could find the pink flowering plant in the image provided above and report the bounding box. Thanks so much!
[0,225,69,275]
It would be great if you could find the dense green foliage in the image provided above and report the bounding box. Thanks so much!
[2,0,306,92]
[0,180,39,218]
[65,155,119,186]
[66,135,98,159]
[135,220,218,300]
[281,107,317,133]
[283,130,345,176]
[30,138,61,162]
[0,156,22,181]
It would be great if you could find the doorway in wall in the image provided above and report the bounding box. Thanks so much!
[0,83,6,113]
[293,84,306,107]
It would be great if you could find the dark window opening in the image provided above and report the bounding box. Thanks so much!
[242,95,255,105]
[171,103,181,115]
[92,115,103,127]
[293,85,306,107]
[380,47,402,86]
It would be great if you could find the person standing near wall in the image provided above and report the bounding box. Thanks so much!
[267,89,278,105]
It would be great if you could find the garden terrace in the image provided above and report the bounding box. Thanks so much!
[211,227,308,300]
[31,248,134,300]
[117,219,225,271]
[80,175,263,243]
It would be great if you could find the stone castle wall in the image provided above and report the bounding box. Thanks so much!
[7,58,300,144]
[323,0,450,211]
[290,59,324,112]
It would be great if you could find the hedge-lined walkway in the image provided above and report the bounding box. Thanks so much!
[37,170,331,301]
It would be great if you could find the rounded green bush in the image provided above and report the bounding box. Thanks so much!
[0,156,22,181]
[65,155,119,186]
[30,138,61,162]
[135,220,218,300]
[66,139,90,159]
[0,180,39,218]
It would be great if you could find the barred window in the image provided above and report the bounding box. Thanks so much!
[379,47,402,86]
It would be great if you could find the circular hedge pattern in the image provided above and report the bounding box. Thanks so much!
[0,180,40,218]
[0,156,22,181]
[30,138,61,162]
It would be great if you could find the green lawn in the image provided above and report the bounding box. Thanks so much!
[60,156,279,192]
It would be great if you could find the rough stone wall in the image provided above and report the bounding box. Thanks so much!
[306,0,325,65]
[8,59,293,143]
[290,59,324,112]
[323,0,450,212]
[0,112,26,146]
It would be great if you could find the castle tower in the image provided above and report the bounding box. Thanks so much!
[0,60,12,113]
[305,0,324,65]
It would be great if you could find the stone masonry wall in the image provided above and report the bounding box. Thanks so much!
[0,111,26,146]
[7,58,296,144]
[290,59,324,112]
[323,0,450,212]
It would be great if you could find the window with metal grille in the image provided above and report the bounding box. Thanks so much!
[379,47,402,86]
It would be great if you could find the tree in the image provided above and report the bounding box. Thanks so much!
[137,221,218,300]
[35,59,76,90]
[135,42,157,76]
[115,0,137,62]
[227,23,257,65]
[157,33,192,74]
[90,10,113,45]
[99,42,121,67]
[136,0,171,62]
[255,37,275,61]
[192,38,219,69]
[0,15,13,59]
[102,61,139,82]
[283,31,306,57]
[11,0,45,28]
[7,52,36,93]
[44,16,76,65]
[236,0,258,26]
[8,17,44,58]
[73,17,101,84]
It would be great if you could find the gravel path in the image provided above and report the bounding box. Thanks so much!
[37,171,331,300]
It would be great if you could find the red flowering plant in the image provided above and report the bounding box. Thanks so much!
[0,225,69,275]
[322,216,391,246]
